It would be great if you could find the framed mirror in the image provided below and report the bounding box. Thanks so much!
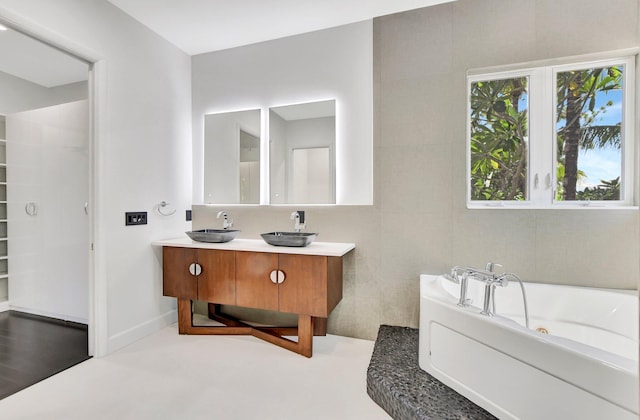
[203,109,261,204]
[269,100,336,204]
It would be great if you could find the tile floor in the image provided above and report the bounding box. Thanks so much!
[0,316,390,419]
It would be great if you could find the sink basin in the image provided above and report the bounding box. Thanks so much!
[186,229,240,243]
[261,232,317,247]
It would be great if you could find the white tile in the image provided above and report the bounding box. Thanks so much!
[0,318,390,420]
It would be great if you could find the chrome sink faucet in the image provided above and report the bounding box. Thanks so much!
[291,211,306,232]
[216,211,233,230]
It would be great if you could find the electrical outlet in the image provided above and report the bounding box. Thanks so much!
[186,210,192,221]
[125,211,147,226]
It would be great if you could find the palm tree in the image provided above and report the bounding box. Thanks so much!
[556,67,622,200]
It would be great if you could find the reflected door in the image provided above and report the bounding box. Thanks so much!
[291,147,331,204]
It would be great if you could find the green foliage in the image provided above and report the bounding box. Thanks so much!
[469,65,623,202]
[556,66,622,201]
[470,78,528,200]
[576,177,620,200]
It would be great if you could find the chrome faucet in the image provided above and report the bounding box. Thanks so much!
[447,264,504,310]
[291,211,306,232]
[485,262,502,273]
[480,274,508,317]
[445,264,530,328]
[216,211,233,230]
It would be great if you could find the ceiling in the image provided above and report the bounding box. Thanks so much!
[106,0,454,55]
[0,27,88,88]
[0,1,453,89]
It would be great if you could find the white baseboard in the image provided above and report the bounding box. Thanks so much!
[8,305,88,324]
[0,300,9,312]
[107,310,177,354]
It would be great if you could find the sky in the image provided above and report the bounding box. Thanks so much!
[574,89,622,190]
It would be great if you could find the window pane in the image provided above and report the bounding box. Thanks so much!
[470,77,528,201]
[555,66,623,201]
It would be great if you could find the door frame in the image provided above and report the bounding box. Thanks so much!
[0,8,105,357]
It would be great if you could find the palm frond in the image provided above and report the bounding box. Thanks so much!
[579,124,621,150]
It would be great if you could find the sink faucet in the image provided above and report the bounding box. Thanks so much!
[291,211,306,232]
[216,211,233,230]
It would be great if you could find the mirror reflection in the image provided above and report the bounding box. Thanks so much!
[269,100,335,204]
[204,109,260,204]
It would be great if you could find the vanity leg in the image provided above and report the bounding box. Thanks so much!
[298,315,314,358]
[177,298,193,334]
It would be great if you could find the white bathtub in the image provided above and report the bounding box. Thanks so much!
[419,274,638,420]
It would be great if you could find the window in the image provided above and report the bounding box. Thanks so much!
[468,56,635,208]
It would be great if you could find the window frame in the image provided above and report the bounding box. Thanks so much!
[467,54,636,209]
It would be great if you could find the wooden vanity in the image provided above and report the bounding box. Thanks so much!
[153,238,355,357]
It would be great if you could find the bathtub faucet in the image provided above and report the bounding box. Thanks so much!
[480,274,509,317]
[448,266,497,307]
[448,265,506,309]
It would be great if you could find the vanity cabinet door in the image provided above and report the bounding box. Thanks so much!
[278,254,343,317]
[163,247,198,299]
[278,254,327,316]
[197,249,236,305]
[235,251,279,311]
[234,251,343,317]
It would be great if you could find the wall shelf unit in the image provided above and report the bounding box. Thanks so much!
[0,115,7,304]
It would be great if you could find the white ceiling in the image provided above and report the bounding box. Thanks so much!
[0,1,454,89]
[106,0,454,55]
[0,28,88,88]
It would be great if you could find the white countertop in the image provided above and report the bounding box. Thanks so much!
[152,237,355,257]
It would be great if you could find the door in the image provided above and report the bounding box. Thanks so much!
[236,251,279,311]
[197,249,236,304]
[162,247,198,299]
[278,254,328,316]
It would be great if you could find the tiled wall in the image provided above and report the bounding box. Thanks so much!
[194,0,640,340]
[7,100,89,322]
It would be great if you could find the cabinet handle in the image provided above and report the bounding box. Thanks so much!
[189,263,202,276]
[269,270,285,284]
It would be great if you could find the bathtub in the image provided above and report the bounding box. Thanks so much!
[419,274,638,420]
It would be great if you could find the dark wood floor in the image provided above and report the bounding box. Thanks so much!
[0,311,91,399]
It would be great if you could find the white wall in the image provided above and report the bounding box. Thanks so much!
[0,0,192,355]
[192,0,640,341]
[283,116,335,203]
[203,110,260,203]
[269,111,287,203]
[192,21,373,205]
[0,70,87,114]
[7,100,89,322]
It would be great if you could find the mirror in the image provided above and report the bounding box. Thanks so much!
[269,100,335,204]
[204,109,260,204]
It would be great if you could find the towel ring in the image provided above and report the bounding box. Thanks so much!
[157,201,176,216]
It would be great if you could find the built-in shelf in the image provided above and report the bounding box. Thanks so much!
[0,115,6,305]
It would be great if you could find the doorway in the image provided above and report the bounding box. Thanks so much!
[0,22,93,396]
